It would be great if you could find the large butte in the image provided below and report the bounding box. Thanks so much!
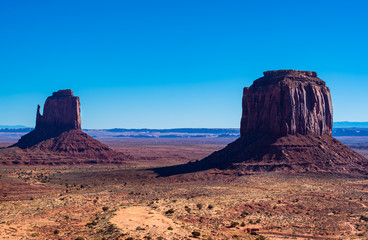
[155,70,368,176]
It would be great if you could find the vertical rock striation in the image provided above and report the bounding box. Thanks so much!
[240,70,333,137]
[36,89,81,132]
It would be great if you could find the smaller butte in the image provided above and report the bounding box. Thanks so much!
[5,89,131,164]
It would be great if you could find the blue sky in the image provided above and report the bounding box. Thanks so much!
[0,0,367,128]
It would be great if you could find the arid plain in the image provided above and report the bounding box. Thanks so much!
[1,136,368,240]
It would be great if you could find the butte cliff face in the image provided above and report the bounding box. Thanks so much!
[240,70,333,137]
[155,70,368,176]
[9,89,130,164]
[36,89,81,132]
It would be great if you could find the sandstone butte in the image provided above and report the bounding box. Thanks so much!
[2,89,131,165]
[155,70,368,176]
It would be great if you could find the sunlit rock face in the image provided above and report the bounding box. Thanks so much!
[36,89,81,132]
[240,70,333,137]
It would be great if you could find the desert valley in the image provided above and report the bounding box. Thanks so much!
[1,70,368,240]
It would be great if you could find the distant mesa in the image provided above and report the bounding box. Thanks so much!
[155,70,368,176]
[3,89,131,164]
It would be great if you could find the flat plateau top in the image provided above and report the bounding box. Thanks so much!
[51,89,74,97]
[252,69,325,86]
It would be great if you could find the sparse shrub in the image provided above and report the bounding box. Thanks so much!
[136,226,145,230]
[230,221,239,228]
[185,206,191,213]
[240,211,249,217]
[255,219,261,223]
[277,200,281,204]
[192,231,201,238]
[165,208,174,214]
[196,203,203,210]
[240,222,245,227]
[143,236,152,240]
[208,204,214,210]
[75,237,84,240]
[126,237,134,240]
[102,206,109,212]
[86,221,97,228]
[255,235,267,240]
[65,215,69,220]
[168,226,173,230]
[53,229,59,234]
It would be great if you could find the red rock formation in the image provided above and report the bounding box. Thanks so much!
[10,89,130,163]
[36,89,81,131]
[241,70,333,137]
[155,70,368,176]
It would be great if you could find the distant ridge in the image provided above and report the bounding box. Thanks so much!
[1,125,368,137]
[1,122,367,131]
[0,125,30,129]
[334,122,368,128]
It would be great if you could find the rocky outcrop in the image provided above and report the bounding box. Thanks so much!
[154,70,368,176]
[240,70,333,137]
[36,89,81,131]
[10,89,130,163]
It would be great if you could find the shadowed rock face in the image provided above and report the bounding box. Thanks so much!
[241,70,333,137]
[36,89,81,132]
[153,70,368,176]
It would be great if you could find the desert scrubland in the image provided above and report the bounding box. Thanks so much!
[1,137,368,240]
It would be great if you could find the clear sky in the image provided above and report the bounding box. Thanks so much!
[1,0,367,129]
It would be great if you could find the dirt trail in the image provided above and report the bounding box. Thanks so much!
[110,206,188,239]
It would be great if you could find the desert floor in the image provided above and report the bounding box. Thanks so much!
[1,137,368,240]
